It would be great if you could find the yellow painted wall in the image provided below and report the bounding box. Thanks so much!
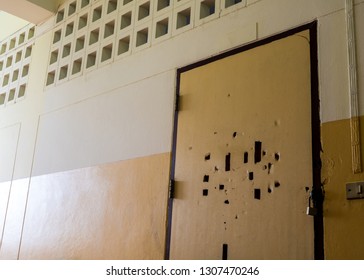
[321,117,364,259]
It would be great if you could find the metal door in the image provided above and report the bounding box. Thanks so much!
[169,28,318,259]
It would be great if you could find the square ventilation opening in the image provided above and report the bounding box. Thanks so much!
[124,0,133,5]
[101,44,113,62]
[18,84,26,98]
[75,36,85,52]
[62,43,71,58]
[66,22,74,37]
[138,2,150,21]
[157,0,170,11]
[18,32,26,45]
[86,51,97,68]
[59,65,68,80]
[69,1,77,16]
[78,13,88,30]
[46,71,55,86]
[56,9,65,23]
[2,74,9,86]
[200,0,215,19]
[117,36,130,55]
[15,51,22,63]
[8,88,16,102]
[28,27,35,39]
[177,8,191,29]
[225,0,242,8]
[25,46,32,58]
[0,44,6,55]
[120,12,132,30]
[92,6,102,22]
[0,93,5,105]
[22,64,29,77]
[6,56,13,68]
[9,38,16,50]
[81,0,90,9]
[12,69,19,82]
[72,58,82,75]
[104,20,115,39]
[89,28,100,45]
[155,18,168,38]
[136,28,148,47]
[107,0,118,14]
[53,30,62,44]
[50,49,59,64]
[0,61,3,71]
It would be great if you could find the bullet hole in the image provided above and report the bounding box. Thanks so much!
[244,152,248,164]
[233,132,237,138]
[222,244,228,260]
[219,184,225,190]
[224,221,227,224]
[248,172,254,181]
[268,187,272,193]
[235,215,238,219]
[254,141,262,164]
[268,163,273,174]
[202,189,208,196]
[205,153,211,160]
[275,153,280,161]
[254,189,261,200]
[305,187,310,192]
[214,132,217,135]
[263,150,267,156]
[188,146,192,150]
[263,165,267,170]
[227,93,231,97]
[203,175,209,182]
[224,200,230,204]
[214,166,219,172]
[274,181,280,188]
[225,153,231,171]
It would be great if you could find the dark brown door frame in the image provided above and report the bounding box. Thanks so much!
[165,21,324,260]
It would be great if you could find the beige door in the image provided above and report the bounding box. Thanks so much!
[170,30,315,259]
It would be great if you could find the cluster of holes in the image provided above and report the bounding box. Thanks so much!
[0,25,35,107]
[46,0,246,87]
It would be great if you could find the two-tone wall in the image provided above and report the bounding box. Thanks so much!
[0,0,364,259]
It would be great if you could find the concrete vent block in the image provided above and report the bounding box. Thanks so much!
[101,44,113,62]
[18,84,26,98]
[80,0,90,9]
[136,28,148,47]
[21,64,29,77]
[69,1,77,16]
[28,27,35,39]
[0,60,3,71]
[2,74,9,87]
[59,65,69,80]
[78,13,88,30]
[25,46,32,58]
[18,32,25,45]
[9,38,16,50]
[155,17,169,38]
[75,36,85,52]
[200,0,215,19]
[225,0,242,8]
[157,0,170,11]
[12,69,19,82]
[177,7,191,29]
[62,43,71,58]
[104,20,115,39]
[138,1,150,21]
[56,9,65,23]
[8,88,16,102]
[120,11,132,30]
[50,49,59,65]
[0,43,6,55]
[6,56,12,68]
[65,22,75,37]
[46,71,56,86]
[92,6,102,22]
[72,58,83,75]
[117,36,130,55]
[53,29,62,44]
[0,93,5,105]
[15,51,22,63]
[86,51,97,68]
[89,28,100,46]
[107,0,118,14]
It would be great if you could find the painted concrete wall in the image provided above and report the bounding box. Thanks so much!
[0,0,363,259]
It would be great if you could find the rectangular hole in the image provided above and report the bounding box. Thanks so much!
[9,38,16,50]
[157,0,170,11]
[69,1,77,16]
[136,28,148,47]
[8,88,16,102]
[120,12,132,30]
[56,9,65,23]
[78,14,88,30]
[117,36,130,55]
[12,70,19,82]
[66,22,74,37]
[138,2,150,21]
[0,93,5,105]
[225,0,242,8]
[225,153,231,171]
[254,188,261,200]
[53,30,62,44]
[107,0,118,14]
[2,74,9,86]
[46,71,55,86]
[155,18,169,38]
[202,189,208,196]
[28,27,35,39]
[248,171,254,181]
[25,46,32,58]
[6,56,13,67]
[219,184,224,190]
[177,8,191,29]
[50,50,59,64]
[86,52,97,68]
[222,244,228,260]
[0,44,6,55]
[89,28,100,45]
[75,36,85,52]
[101,44,113,62]
[59,65,68,80]
[81,0,90,9]
[104,20,115,39]
[62,43,71,58]
[72,58,82,75]
[92,6,102,22]
[22,64,29,77]
[254,141,262,164]
[244,152,248,164]
[203,175,209,182]
[18,84,26,98]
[18,33,25,45]
[15,51,22,63]
[200,0,215,19]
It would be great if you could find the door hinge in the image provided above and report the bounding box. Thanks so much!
[169,179,175,199]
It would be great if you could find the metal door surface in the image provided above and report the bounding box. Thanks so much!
[169,29,316,259]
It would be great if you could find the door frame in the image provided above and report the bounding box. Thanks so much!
[165,21,323,260]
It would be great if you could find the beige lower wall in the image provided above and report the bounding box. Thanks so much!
[322,117,364,259]
[0,152,170,260]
